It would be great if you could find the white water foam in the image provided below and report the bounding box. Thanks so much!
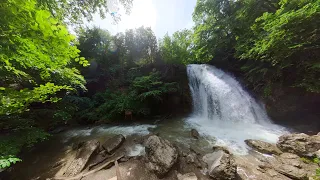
[187,64,287,154]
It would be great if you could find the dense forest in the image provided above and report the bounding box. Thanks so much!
[0,0,319,169]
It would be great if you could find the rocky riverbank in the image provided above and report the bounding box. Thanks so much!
[42,131,320,180]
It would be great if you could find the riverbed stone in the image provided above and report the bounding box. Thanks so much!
[102,134,125,154]
[245,139,282,155]
[144,135,178,177]
[277,133,320,157]
[177,172,198,180]
[63,140,100,177]
[202,150,236,180]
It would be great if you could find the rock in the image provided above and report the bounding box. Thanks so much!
[202,150,237,180]
[277,133,320,157]
[245,139,282,155]
[263,152,309,180]
[177,172,198,180]
[144,135,178,177]
[63,140,100,177]
[279,153,302,168]
[212,146,230,154]
[102,134,125,154]
[191,129,200,139]
[276,164,307,180]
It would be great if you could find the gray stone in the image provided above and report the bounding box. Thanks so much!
[245,139,282,155]
[202,150,237,180]
[145,135,178,177]
[102,134,125,154]
[177,172,198,180]
[277,133,320,157]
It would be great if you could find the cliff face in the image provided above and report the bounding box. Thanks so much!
[264,86,320,133]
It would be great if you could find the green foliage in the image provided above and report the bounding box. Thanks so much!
[0,156,21,169]
[132,71,178,102]
[0,0,88,115]
[37,0,133,24]
[239,0,320,93]
[192,0,320,95]
[75,70,179,121]
[0,127,50,156]
[159,30,196,64]
[315,168,320,180]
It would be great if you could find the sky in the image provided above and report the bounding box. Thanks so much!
[89,0,197,38]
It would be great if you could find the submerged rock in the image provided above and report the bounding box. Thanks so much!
[202,149,236,180]
[191,129,200,139]
[102,134,125,154]
[245,139,282,155]
[144,135,178,177]
[277,133,320,157]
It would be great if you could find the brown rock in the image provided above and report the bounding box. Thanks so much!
[177,172,198,180]
[245,139,282,155]
[202,150,236,180]
[277,133,320,157]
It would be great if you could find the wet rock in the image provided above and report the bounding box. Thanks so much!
[102,134,125,154]
[212,146,230,154]
[245,139,282,155]
[177,172,198,180]
[63,140,100,177]
[202,150,237,180]
[191,129,200,139]
[277,133,320,157]
[145,135,178,177]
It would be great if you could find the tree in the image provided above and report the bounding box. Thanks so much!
[159,30,195,65]
[238,0,320,93]
[37,0,133,24]
[0,0,88,115]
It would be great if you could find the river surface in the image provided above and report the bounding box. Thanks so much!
[2,64,288,180]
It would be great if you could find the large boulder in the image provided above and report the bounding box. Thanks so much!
[245,139,282,155]
[102,134,125,154]
[145,135,178,177]
[202,149,236,180]
[277,133,320,157]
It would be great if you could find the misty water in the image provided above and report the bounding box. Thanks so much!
[5,64,288,179]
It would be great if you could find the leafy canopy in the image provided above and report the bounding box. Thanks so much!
[0,0,88,114]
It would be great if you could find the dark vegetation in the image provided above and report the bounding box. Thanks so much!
[0,0,319,168]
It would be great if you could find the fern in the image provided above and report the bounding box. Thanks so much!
[0,156,21,169]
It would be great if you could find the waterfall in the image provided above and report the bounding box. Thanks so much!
[186,64,286,154]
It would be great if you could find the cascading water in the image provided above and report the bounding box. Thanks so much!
[186,64,286,154]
